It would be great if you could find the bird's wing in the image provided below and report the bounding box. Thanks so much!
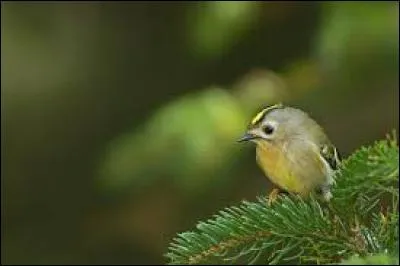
[320,143,341,170]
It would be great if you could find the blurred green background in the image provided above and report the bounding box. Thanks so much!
[1,1,398,264]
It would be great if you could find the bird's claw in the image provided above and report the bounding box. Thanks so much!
[267,188,281,206]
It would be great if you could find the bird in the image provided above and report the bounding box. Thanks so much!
[237,103,341,205]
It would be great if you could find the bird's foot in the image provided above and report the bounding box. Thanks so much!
[267,188,281,206]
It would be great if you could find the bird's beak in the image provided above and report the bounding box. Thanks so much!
[237,133,256,143]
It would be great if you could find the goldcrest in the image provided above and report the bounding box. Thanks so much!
[238,103,340,204]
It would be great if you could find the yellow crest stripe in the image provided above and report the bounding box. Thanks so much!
[250,103,284,125]
[251,109,268,125]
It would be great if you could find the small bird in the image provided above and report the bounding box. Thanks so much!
[238,103,340,205]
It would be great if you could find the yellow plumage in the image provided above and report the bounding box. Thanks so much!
[255,139,327,198]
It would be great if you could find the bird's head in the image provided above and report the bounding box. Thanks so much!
[237,103,317,145]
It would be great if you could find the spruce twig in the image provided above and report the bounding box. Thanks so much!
[165,133,399,265]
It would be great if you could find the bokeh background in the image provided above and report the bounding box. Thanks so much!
[1,1,399,264]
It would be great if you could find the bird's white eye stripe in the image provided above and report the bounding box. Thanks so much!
[260,120,278,138]
[262,124,275,135]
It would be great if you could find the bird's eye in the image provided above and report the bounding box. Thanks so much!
[263,124,275,135]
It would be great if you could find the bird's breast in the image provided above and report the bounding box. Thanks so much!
[255,140,325,196]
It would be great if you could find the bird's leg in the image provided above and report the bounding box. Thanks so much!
[267,188,281,206]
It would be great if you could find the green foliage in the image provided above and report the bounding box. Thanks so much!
[314,1,399,109]
[165,133,399,265]
[188,2,260,59]
[98,87,248,195]
[340,254,399,265]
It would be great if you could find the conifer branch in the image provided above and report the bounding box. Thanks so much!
[165,133,399,265]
